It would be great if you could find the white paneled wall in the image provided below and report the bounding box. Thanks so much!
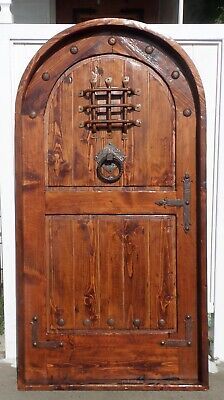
[1,24,224,364]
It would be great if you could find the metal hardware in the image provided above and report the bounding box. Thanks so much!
[159,318,166,327]
[79,76,141,139]
[83,318,92,327]
[57,318,65,327]
[160,315,192,347]
[95,143,126,183]
[70,46,78,54]
[108,37,116,45]
[107,318,115,326]
[42,72,50,81]
[171,70,180,79]
[183,108,192,117]
[133,319,141,328]
[31,316,63,348]
[29,111,37,119]
[145,45,154,54]
[155,173,191,232]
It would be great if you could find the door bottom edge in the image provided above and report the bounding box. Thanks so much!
[18,381,209,391]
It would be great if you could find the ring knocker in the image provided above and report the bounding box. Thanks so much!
[95,143,126,184]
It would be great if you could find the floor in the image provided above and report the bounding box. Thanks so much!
[0,362,224,400]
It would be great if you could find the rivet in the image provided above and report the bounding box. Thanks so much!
[57,318,65,326]
[161,341,166,346]
[133,318,141,328]
[185,200,189,205]
[183,108,192,117]
[186,315,191,320]
[42,72,50,81]
[83,318,91,327]
[33,342,37,347]
[70,46,78,54]
[59,342,64,347]
[185,173,190,179]
[33,316,38,321]
[135,119,142,127]
[145,45,154,54]
[108,37,116,46]
[107,318,115,326]
[159,318,166,326]
[187,341,192,346]
[185,226,190,231]
[29,111,37,119]
[171,70,180,79]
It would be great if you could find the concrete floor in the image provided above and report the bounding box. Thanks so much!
[0,363,224,400]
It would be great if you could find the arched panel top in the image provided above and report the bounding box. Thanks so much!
[45,54,176,188]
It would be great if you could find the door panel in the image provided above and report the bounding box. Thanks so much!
[46,55,175,188]
[46,215,176,332]
[16,19,207,390]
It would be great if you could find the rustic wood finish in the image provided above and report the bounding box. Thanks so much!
[16,19,207,390]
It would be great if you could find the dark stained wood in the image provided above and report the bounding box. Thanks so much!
[16,19,207,390]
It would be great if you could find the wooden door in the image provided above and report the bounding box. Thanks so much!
[16,19,207,390]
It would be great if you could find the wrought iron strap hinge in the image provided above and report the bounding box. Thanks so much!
[31,316,63,349]
[155,173,191,232]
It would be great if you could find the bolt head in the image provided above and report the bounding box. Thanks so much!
[183,108,192,117]
[29,111,37,119]
[57,318,65,326]
[133,318,141,328]
[42,72,50,81]
[107,318,115,326]
[70,46,78,54]
[145,45,154,54]
[171,70,180,79]
[108,37,116,45]
[83,318,91,327]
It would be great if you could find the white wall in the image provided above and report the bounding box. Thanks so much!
[0,24,224,364]
[11,0,55,23]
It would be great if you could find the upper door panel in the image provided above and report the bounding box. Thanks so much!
[45,55,175,187]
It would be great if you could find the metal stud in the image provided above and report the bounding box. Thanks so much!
[183,108,192,117]
[187,341,192,346]
[108,37,116,46]
[29,111,37,119]
[159,318,166,327]
[133,318,141,328]
[186,315,191,320]
[33,341,37,347]
[42,72,50,81]
[107,318,115,326]
[171,70,180,79]
[59,342,64,347]
[33,316,38,321]
[83,318,91,327]
[70,46,78,54]
[145,45,154,54]
[57,318,65,327]
[161,341,166,346]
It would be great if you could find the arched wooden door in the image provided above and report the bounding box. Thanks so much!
[16,19,207,390]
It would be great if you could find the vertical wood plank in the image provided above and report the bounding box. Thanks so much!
[46,216,74,330]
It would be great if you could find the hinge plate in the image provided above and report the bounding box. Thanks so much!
[155,173,191,232]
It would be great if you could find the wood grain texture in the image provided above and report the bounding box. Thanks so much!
[46,215,176,332]
[15,18,207,390]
